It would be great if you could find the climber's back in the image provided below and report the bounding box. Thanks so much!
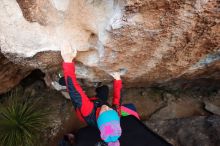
[75,115,172,146]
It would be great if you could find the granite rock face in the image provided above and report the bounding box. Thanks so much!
[146,115,220,146]
[0,0,219,93]
[0,54,31,93]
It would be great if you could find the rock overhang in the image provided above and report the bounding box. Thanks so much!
[0,0,219,93]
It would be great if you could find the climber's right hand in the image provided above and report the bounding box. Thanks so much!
[61,41,77,62]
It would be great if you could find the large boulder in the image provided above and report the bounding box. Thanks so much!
[0,0,219,93]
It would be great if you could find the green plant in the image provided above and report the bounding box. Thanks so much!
[0,90,50,146]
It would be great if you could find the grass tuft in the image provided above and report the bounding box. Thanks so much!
[0,88,50,146]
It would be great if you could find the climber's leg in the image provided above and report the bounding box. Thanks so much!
[95,85,109,103]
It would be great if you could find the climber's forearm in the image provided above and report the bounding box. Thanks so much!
[113,79,122,106]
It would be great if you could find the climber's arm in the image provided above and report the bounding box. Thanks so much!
[111,72,122,114]
[62,63,94,117]
[113,80,122,106]
[61,43,94,117]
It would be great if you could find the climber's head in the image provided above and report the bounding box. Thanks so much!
[97,105,121,146]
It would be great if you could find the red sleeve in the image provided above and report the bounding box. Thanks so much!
[62,62,94,117]
[112,80,122,106]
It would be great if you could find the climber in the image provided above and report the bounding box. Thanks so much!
[59,42,172,146]
[59,42,140,146]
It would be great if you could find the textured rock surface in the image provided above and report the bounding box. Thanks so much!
[146,115,220,146]
[204,98,220,116]
[150,98,208,120]
[0,0,219,93]
[0,54,31,94]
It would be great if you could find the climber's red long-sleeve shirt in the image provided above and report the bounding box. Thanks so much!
[63,62,122,126]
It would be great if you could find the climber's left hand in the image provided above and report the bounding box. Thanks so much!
[110,72,121,80]
[61,41,77,62]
